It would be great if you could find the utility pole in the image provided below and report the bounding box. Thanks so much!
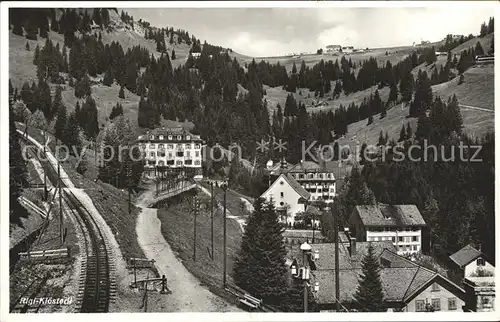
[333,204,340,312]
[57,138,63,245]
[193,197,200,262]
[210,182,214,260]
[222,183,228,288]
[43,130,48,201]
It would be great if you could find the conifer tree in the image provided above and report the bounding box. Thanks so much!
[367,115,373,125]
[233,198,289,309]
[399,124,406,142]
[54,98,67,140]
[9,114,28,226]
[64,111,82,154]
[475,41,484,56]
[119,85,125,99]
[25,42,30,51]
[103,67,113,86]
[353,244,385,312]
[171,49,176,60]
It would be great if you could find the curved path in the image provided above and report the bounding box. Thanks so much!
[135,186,241,312]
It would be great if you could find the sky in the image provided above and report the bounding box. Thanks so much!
[126,6,493,57]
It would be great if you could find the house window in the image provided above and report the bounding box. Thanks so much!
[280,202,284,206]
[318,174,323,179]
[186,135,191,140]
[186,151,191,158]
[308,174,314,179]
[185,143,191,149]
[448,298,457,310]
[168,135,173,140]
[150,152,155,157]
[159,144,164,149]
[398,237,403,242]
[167,144,173,149]
[416,300,425,312]
[194,160,201,165]
[299,174,304,179]
[149,144,155,149]
[159,135,164,140]
[280,181,284,185]
[168,152,173,159]
[195,151,200,157]
[431,283,440,292]
[150,135,154,140]
[195,144,201,149]
[392,237,396,242]
[176,160,183,166]
[177,151,184,157]
[413,245,417,251]
[477,258,485,266]
[432,299,441,311]
[177,135,182,140]
[280,192,284,198]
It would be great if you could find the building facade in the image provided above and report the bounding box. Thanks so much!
[137,126,203,179]
[349,204,426,255]
[260,173,310,225]
[268,160,336,204]
[449,244,495,278]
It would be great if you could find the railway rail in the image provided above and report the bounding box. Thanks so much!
[19,133,113,312]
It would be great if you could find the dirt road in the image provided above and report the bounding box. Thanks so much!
[135,186,241,312]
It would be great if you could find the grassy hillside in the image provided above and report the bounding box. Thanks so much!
[264,83,391,116]
[336,64,494,150]
[240,45,416,72]
[451,32,494,54]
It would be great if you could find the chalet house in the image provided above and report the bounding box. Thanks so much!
[449,244,495,279]
[325,45,342,53]
[286,233,465,312]
[267,159,336,203]
[349,204,426,255]
[260,173,310,225]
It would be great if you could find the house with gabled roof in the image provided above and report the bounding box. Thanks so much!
[259,173,310,225]
[286,233,465,312]
[449,244,495,279]
[349,204,426,255]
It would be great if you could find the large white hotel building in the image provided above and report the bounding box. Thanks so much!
[137,126,203,178]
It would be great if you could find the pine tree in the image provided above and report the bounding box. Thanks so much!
[233,198,289,309]
[388,82,398,102]
[54,99,67,140]
[475,41,484,56]
[9,114,28,226]
[171,49,176,60]
[81,96,99,139]
[25,41,30,51]
[377,130,386,146]
[30,109,48,131]
[406,123,413,139]
[367,115,373,125]
[64,111,82,154]
[398,123,406,142]
[353,243,385,312]
[103,67,113,86]
[109,102,123,120]
[119,85,125,99]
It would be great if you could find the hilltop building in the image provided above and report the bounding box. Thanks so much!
[348,204,426,255]
[341,46,354,54]
[325,45,342,54]
[137,126,204,179]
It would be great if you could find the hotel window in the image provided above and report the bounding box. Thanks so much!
[159,144,164,149]
[150,135,154,140]
[186,151,191,158]
[432,299,441,311]
[168,152,173,159]
[398,237,403,242]
[177,135,182,140]
[168,135,173,140]
[185,143,191,149]
[177,151,184,157]
[186,135,191,140]
[194,160,201,165]
[159,135,164,140]
[392,237,396,242]
[195,144,201,149]
[195,151,200,157]
[176,160,183,166]
[416,300,425,312]
[167,144,173,149]
[412,236,418,242]
[448,298,457,310]
[412,245,417,251]
[431,283,440,292]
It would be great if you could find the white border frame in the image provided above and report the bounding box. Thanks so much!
[1,1,499,321]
